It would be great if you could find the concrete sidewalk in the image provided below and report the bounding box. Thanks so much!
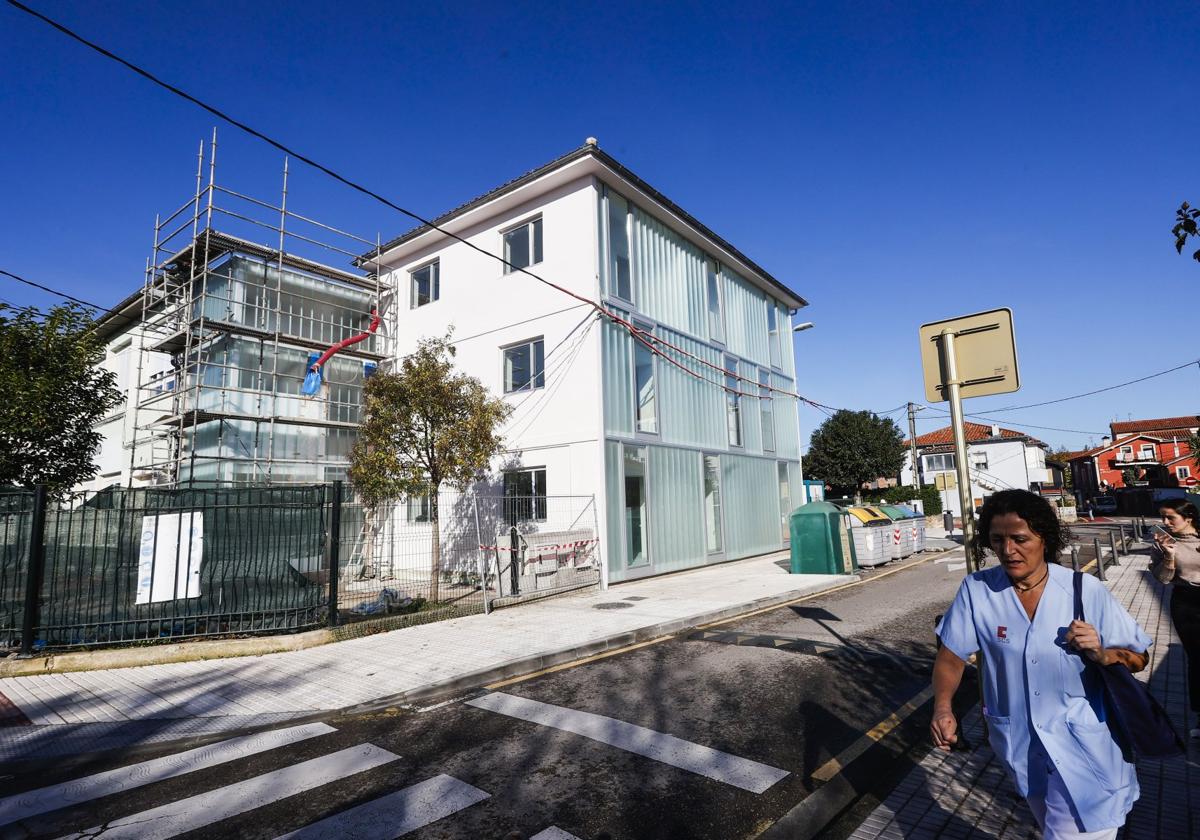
[0,551,859,763]
[846,545,1200,840]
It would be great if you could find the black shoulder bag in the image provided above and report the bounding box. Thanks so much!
[1072,571,1184,760]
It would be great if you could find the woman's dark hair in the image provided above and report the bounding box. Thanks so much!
[972,489,1069,567]
[1158,497,1200,531]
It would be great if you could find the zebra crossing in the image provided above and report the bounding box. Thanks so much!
[0,690,792,838]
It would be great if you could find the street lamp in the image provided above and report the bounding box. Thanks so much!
[793,321,814,332]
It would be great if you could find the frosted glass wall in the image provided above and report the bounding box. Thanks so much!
[721,454,782,559]
[722,266,771,366]
[646,446,706,574]
[602,309,635,437]
[632,208,707,337]
[655,324,726,450]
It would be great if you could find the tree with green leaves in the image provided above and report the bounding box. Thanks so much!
[0,303,120,495]
[805,409,906,498]
[1174,202,1200,263]
[349,331,511,603]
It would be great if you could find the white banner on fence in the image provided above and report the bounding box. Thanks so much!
[136,512,203,605]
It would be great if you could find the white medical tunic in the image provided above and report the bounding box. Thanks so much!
[937,563,1152,832]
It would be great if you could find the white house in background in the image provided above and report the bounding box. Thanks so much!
[900,422,1052,518]
[362,139,809,584]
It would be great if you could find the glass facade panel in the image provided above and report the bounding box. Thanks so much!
[705,455,723,553]
[602,311,635,437]
[768,303,781,368]
[198,255,380,355]
[778,461,792,543]
[760,368,775,452]
[706,259,724,343]
[607,192,632,301]
[725,356,741,447]
[624,446,648,567]
[634,334,657,433]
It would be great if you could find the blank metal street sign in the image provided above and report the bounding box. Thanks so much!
[919,307,1019,403]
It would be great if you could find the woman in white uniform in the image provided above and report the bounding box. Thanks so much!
[930,490,1151,840]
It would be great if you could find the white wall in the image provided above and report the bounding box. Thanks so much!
[902,440,1050,518]
[379,175,606,503]
[79,326,173,494]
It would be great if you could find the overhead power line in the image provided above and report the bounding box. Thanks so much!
[7,1,863,412]
[978,359,1200,413]
[915,405,1104,436]
[0,268,113,313]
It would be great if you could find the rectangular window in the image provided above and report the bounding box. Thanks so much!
[1178,466,1191,479]
[503,338,545,393]
[406,493,430,523]
[607,191,632,301]
[706,258,724,343]
[634,328,657,433]
[624,446,648,567]
[971,452,988,471]
[503,217,543,272]
[703,455,723,554]
[410,261,439,308]
[725,356,742,447]
[1139,444,1156,459]
[924,453,956,472]
[503,468,546,523]
[760,368,775,452]
[767,303,781,369]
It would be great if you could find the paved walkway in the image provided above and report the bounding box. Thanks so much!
[847,543,1200,840]
[0,551,857,762]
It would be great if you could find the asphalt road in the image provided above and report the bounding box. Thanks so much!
[1,551,977,840]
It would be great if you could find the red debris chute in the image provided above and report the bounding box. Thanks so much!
[301,308,380,396]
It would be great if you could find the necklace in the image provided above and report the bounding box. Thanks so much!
[1012,566,1049,593]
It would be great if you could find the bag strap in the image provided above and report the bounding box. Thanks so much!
[1073,570,1085,622]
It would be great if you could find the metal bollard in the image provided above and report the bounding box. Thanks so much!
[509,526,521,596]
[1070,544,1080,572]
[1108,529,1120,564]
[1093,536,1106,581]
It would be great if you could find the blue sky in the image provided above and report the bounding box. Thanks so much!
[3,1,1198,452]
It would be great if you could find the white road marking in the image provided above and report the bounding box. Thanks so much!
[57,743,399,840]
[274,773,489,839]
[947,562,967,571]
[531,828,584,840]
[467,692,789,793]
[0,722,336,826]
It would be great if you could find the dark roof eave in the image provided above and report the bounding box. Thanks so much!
[358,144,808,309]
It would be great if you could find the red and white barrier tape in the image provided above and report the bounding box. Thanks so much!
[477,538,600,553]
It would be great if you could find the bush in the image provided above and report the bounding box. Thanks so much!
[864,484,943,515]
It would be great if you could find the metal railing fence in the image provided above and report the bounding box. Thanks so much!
[3,483,598,653]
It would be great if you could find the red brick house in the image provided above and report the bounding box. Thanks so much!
[1068,429,1200,499]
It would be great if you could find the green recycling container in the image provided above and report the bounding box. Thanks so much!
[789,501,857,574]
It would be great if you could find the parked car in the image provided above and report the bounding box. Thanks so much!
[1092,496,1118,514]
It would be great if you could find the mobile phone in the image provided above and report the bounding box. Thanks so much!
[1151,525,1175,542]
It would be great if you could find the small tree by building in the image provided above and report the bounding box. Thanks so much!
[0,303,120,495]
[349,332,511,603]
[805,409,906,499]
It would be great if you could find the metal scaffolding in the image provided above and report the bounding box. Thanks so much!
[126,131,393,486]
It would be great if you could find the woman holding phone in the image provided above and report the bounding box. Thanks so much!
[1151,497,1200,738]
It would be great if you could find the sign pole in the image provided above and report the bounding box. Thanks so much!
[940,329,977,572]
